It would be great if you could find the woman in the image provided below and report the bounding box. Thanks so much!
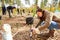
[32,7,60,37]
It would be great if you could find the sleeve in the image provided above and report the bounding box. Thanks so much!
[53,14,60,23]
[38,11,53,31]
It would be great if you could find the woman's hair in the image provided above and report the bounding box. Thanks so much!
[37,8,42,12]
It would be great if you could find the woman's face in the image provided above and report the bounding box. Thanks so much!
[37,12,43,17]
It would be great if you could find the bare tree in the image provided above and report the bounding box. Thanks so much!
[25,0,30,5]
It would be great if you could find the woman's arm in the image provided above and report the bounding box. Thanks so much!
[53,15,60,23]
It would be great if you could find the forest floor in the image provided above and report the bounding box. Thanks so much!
[0,13,60,40]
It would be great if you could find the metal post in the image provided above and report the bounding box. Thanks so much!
[2,24,13,40]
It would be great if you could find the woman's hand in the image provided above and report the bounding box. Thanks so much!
[31,28,40,34]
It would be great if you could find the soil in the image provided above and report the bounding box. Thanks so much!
[0,15,60,40]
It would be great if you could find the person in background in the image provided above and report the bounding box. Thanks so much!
[32,6,60,37]
[7,6,15,18]
[2,5,6,15]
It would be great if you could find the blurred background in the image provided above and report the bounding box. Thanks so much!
[0,0,60,15]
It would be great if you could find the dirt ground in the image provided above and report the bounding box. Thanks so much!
[0,14,60,40]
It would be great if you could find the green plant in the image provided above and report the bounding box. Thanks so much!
[0,20,2,25]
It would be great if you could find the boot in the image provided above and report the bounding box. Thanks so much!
[49,30,55,37]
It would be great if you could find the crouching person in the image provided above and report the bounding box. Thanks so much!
[32,7,60,37]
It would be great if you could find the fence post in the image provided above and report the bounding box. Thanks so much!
[2,24,13,40]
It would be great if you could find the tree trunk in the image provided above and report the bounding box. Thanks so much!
[2,0,4,6]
